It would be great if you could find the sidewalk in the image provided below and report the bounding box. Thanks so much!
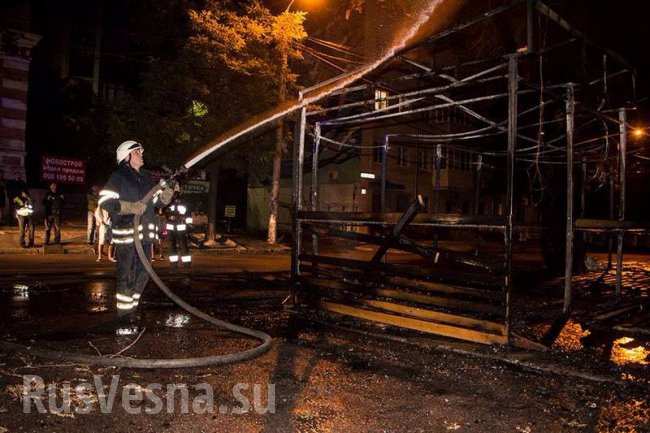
[0,223,290,255]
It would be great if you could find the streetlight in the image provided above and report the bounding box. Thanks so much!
[286,0,323,12]
[632,127,646,139]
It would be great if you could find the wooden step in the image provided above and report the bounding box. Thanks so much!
[320,300,508,345]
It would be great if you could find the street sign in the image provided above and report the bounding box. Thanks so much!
[41,155,85,185]
[182,180,210,195]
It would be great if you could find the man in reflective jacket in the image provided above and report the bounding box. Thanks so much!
[14,189,35,248]
[166,193,193,268]
[99,140,173,316]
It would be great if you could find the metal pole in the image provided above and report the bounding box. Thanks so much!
[414,143,420,198]
[434,144,442,213]
[311,124,321,258]
[580,157,586,217]
[616,108,627,298]
[291,95,307,282]
[563,84,575,314]
[381,136,389,213]
[311,124,321,211]
[505,56,518,338]
[607,172,614,270]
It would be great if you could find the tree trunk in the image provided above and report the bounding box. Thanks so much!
[267,48,288,244]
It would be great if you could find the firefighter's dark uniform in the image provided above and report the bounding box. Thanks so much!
[99,163,164,314]
[43,191,64,244]
[166,198,192,267]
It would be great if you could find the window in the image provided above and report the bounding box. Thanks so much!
[374,89,389,111]
[398,145,407,167]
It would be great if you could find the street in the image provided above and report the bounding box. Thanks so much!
[0,250,648,433]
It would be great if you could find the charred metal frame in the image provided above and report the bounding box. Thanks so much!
[291,0,641,344]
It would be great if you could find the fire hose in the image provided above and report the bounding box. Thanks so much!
[0,174,272,368]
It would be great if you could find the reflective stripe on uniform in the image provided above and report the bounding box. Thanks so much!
[113,237,134,244]
[176,224,186,232]
[117,301,135,310]
[98,195,116,206]
[148,223,155,230]
[177,205,187,215]
[166,223,174,230]
[181,255,192,263]
[99,189,120,198]
[116,293,133,302]
[148,232,155,239]
[185,217,193,224]
[113,228,134,235]
[169,255,179,263]
[98,190,120,206]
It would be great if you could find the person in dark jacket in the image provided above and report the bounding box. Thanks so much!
[43,182,64,244]
[99,140,173,316]
[14,189,34,248]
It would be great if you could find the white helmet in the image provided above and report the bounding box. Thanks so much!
[116,140,143,164]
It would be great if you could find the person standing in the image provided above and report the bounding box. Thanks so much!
[165,193,193,268]
[87,185,100,244]
[95,202,114,262]
[99,140,173,316]
[43,182,64,245]
[13,189,35,248]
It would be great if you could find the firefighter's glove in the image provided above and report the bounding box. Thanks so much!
[119,201,146,216]
[160,187,174,206]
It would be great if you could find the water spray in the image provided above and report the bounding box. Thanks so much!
[1,0,445,368]
[184,0,446,169]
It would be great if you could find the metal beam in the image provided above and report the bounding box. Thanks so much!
[563,84,575,314]
[616,108,627,298]
[291,100,307,281]
[371,196,424,264]
[505,56,518,335]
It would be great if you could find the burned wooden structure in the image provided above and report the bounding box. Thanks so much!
[290,0,643,345]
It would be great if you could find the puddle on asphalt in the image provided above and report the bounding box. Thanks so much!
[86,281,111,313]
[165,313,191,328]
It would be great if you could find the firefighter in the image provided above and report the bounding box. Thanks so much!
[13,189,35,248]
[99,140,174,316]
[166,192,193,268]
